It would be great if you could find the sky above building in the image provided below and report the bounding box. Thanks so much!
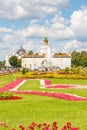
[0,0,87,60]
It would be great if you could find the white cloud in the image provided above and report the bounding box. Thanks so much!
[0,27,12,33]
[20,14,75,40]
[0,0,69,20]
[21,25,45,38]
[0,0,87,60]
[3,34,13,42]
[62,40,87,53]
[49,14,75,40]
[70,7,87,41]
[62,40,79,53]
[13,5,29,19]
[23,41,39,53]
[51,13,65,24]
[0,12,76,61]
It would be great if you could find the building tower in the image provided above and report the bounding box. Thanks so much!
[44,37,48,46]
[5,51,10,67]
[40,37,52,55]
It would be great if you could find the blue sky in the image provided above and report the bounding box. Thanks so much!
[0,0,87,60]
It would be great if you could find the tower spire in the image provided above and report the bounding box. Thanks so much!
[44,37,48,45]
[44,26,48,45]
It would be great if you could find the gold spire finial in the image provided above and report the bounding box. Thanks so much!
[44,26,48,45]
[44,37,48,45]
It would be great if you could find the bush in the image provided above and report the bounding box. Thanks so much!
[22,68,26,74]
[0,91,13,98]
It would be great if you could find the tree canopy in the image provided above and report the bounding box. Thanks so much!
[9,55,21,68]
[28,50,33,55]
[0,60,5,70]
[71,51,87,67]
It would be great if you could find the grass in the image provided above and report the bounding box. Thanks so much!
[51,78,87,85]
[19,79,87,97]
[0,74,87,129]
[0,74,16,88]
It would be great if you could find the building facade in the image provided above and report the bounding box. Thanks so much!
[22,38,71,70]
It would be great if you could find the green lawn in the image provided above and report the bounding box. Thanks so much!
[0,74,16,88]
[51,78,87,85]
[0,75,87,129]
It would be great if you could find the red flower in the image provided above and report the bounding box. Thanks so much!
[53,122,57,126]
[67,122,71,128]
[61,125,67,130]
[71,128,80,130]
[19,125,25,130]
[37,123,42,128]
[28,122,36,130]
[14,90,87,101]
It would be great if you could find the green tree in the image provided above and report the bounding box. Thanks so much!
[0,61,3,70]
[71,51,81,66]
[35,53,39,55]
[22,68,26,74]
[71,51,87,67]
[28,50,33,55]
[17,59,21,68]
[80,51,87,67]
[0,60,5,70]
[9,55,21,68]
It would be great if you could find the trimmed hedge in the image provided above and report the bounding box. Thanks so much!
[16,72,87,79]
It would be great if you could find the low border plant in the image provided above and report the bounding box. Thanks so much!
[0,91,13,98]
[0,121,79,130]
[0,91,22,100]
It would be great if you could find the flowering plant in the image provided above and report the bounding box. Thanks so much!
[0,91,22,100]
[0,121,79,130]
[0,91,13,98]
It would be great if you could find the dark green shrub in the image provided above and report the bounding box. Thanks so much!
[22,68,26,74]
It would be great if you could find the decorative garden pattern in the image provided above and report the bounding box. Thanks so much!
[0,78,87,129]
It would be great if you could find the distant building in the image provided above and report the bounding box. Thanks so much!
[22,37,71,70]
[5,38,71,70]
[5,45,26,68]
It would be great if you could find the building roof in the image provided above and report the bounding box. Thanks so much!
[22,54,45,58]
[16,45,26,56]
[22,54,71,58]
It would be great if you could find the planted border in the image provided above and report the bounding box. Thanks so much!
[0,121,79,130]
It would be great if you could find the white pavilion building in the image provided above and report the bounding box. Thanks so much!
[21,37,71,70]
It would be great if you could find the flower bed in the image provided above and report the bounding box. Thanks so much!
[0,121,79,130]
[44,80,87,89]
[45,80,75,89]
[46,84,74,89]
[0,79,24,92]
[13,91,87,101]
